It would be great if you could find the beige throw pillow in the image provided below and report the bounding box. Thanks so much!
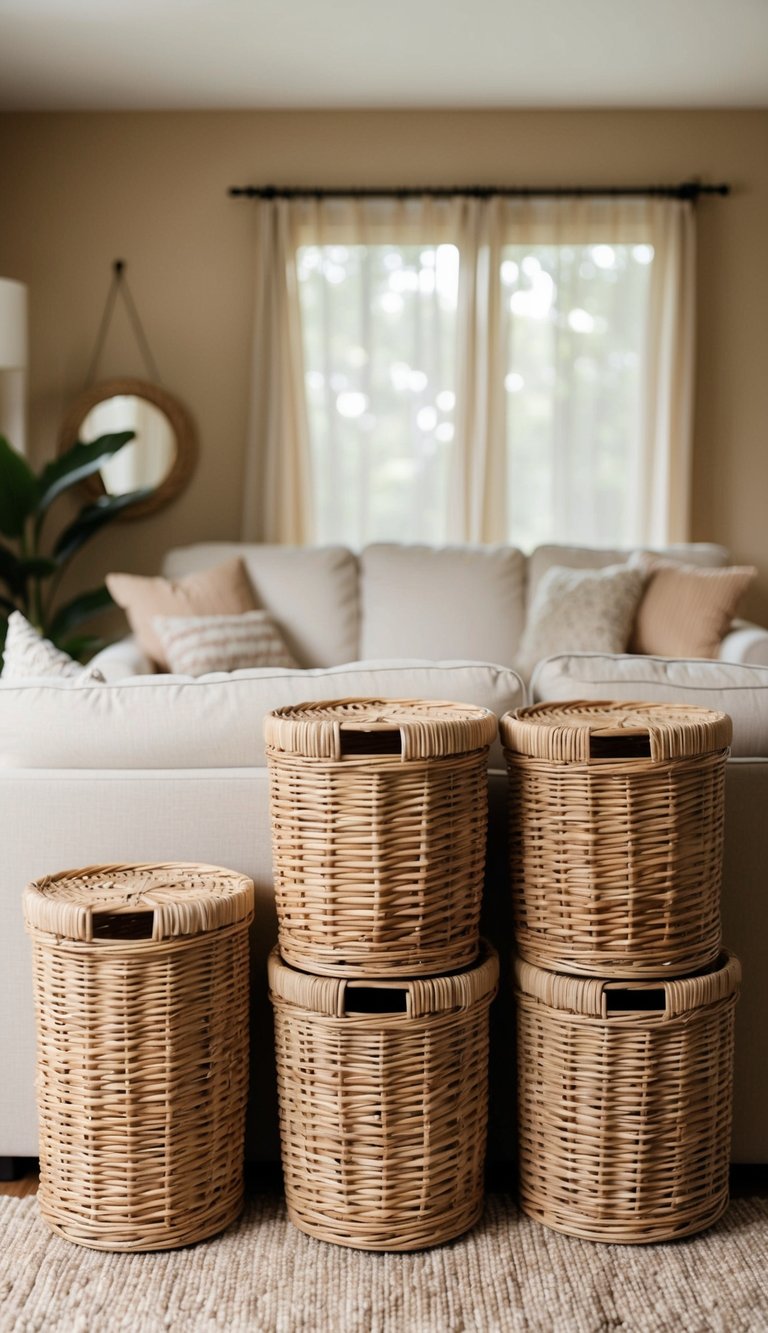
[152,610,299,676]
[1,611,105,682]
[517,563,645,677]
[106,558,258,669]
[630,554,756,658]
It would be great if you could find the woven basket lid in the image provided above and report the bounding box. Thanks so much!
[268,939,499,1018]
[23,861,254,943]
[513,951,741,1020]
[500,700,732,763]
[264,697,498,761]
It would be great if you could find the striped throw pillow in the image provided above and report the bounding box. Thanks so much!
[152,610,299,676]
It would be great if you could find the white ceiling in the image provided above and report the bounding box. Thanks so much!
[0,0,766,111]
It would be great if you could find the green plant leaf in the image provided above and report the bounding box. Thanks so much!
[0,541,25,597]
[47,584,114,640]
[51,488,153,565]
[0,436,38,538]
[36,432,136,517]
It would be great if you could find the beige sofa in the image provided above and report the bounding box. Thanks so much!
[2,539,767,1171]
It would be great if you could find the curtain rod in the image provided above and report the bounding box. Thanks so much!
[228,180,730,202]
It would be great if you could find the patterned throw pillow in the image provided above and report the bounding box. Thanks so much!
[152,610,299,677]
[517,563,645,678]
[1,611,105,682]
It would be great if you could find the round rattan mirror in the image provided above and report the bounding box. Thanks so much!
[58,377,198,521]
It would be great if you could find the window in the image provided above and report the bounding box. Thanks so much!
[297,243,459,546]
[244,196,693,550]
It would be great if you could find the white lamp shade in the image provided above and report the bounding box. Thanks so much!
[0,278,27,369]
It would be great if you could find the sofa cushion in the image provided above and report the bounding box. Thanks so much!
[162,543,359,668]
[360,543,527,664]
[0,659,525,772]
[107,558,257,668]
[530,652,768,757]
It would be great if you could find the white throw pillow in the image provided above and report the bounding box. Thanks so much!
[1,611,105,682]
[516,563,645,677]
[152,609,299,676]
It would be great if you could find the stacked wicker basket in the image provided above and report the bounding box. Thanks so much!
[265,697,500,1251]
[500,701,741,1244]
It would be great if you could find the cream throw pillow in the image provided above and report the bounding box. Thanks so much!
[1,611,105,682]
[106,558,258,669]
[630,553,756,658]
[517,563,645,677]
[152,610,299,676]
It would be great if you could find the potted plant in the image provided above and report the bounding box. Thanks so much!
[0,431,149,662]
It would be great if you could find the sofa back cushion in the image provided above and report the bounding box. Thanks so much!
[360,543,527,664]
[162,543,359,667]
[527,542,729,609]
[0,659,525,772]
[531,652,768,757]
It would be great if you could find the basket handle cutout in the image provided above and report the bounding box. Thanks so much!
[589,729,652,760]
[339,728,403,758]
[344,986,408,1015]
[605,988,666,1015]
[91,908,155,941]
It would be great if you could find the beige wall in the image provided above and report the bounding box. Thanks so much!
[0,109,766,621]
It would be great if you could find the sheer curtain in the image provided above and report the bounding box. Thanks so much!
[242,193,695,548]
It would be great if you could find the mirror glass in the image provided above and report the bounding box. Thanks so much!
[58,377,197,521]
[79,395,176,494]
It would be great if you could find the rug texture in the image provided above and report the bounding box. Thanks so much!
[1,1194,767,1333]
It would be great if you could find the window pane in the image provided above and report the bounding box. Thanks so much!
[297,243,459,547]
[502,243,652,551]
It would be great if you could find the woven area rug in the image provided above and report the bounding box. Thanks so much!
[2,1194,767,1332]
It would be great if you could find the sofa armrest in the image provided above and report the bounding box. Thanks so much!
[719,621,768,667]
[88,636,154,681]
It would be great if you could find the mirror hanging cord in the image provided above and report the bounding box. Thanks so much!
[86,260,162,388]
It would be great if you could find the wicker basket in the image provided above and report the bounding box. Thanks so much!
[269,940,499,1250]
[23,862,254,1251]
[514,951,740,1243]
[265,697,498,977]
[500,700,732,977]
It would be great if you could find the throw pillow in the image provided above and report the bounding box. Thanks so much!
[1,611,105,682]
[106,558,258,669]
[629,553,756,658]
[152,609,299,676]
[517,563,645,677]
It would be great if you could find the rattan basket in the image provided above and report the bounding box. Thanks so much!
[265,697,498,977]
[514,951,740,1244]
[269,940,499,1250]
[23,862,254,1251]
[500,700,732,977]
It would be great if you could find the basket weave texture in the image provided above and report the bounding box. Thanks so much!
[265,697,497,977]
[514,952,740,1244]
[24,862,254,1251]
[500,700,732,977]
[269,941,499,1251]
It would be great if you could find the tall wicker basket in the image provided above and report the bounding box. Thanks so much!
[500,700,732,977]
[514,952,741,1243]
[269,941,499,1250]
[23,862,254,1251]
[265,697,498,976]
